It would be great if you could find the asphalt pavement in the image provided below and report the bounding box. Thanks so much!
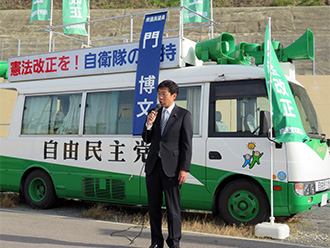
[0,209,314,248]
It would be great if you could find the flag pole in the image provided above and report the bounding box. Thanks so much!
[268,16,275,225]
[49,0,53,52]
[87,0,91,47]
[255,18,290,239]
[210,0,214,39]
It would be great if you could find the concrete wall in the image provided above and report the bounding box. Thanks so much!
[297,75,330,136]
[1,75,329,138]
[0,6,329,74]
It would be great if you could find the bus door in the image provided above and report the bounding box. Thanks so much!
[206,80,273,194]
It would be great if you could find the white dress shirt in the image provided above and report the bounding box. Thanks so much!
[146,103,175,130]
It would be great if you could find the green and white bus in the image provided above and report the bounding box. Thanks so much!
[0,32,329,225]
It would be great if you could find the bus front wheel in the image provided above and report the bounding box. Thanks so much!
[24,170,57,209]
[218,179,269,225]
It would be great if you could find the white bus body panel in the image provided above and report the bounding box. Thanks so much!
[286,142,330,182]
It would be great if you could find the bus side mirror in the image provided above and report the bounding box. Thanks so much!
[259,111,271,136]
[327,138,330,148]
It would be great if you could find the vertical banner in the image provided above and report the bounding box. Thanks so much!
[30,0,51,23]
[63,0,88,36]
[264,25,308,143]
[181,0,210,24]
[132,12,167,136]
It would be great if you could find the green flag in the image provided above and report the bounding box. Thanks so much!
[264,25,309,143]
[30,0,51,23]
[181,0,210,24]
[63,0,88,36]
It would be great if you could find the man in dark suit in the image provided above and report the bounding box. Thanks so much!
[142,80,193,248]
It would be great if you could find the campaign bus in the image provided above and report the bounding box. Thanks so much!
[0,14,329,225]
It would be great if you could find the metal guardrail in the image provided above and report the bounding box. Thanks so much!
[34,6,219,49]
[1,6,217,59]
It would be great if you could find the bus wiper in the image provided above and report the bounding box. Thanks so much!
[308,132,327,143]
[308,131,319,136]
[320,134,326,143]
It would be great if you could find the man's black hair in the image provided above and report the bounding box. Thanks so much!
[157,80,179,96]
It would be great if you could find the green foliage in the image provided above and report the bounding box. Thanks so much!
[272,0,295,6]
[272,0,325,6]
[213,0,231,7]
[147,0,180,8]
[297,0,324,5]
[214,0,275,7]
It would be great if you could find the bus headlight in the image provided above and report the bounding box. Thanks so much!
[294,183,316,196]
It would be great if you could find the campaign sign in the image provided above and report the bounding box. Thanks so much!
[132,12,167,136]
[8,37,179,82]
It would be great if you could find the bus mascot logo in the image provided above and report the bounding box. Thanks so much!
[242,142,264,169]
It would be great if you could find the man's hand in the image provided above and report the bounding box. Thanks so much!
[147,110,158,126]
[178,170,188,185]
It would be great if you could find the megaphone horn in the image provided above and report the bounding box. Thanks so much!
[195,32,236,64]
[282,29,314,62]
[0,61,8,79]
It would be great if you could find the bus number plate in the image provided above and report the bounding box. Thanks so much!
[321,193,328,207]
[316,179,330,192]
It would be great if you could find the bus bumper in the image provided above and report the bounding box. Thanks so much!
[288,183,330,214]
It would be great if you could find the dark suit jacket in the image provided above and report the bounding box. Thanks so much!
[142,105,193,177]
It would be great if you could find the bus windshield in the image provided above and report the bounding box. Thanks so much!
[290,83,323,138]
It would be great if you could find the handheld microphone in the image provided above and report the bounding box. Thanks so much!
[147,104,162,125]
[154,103,162,112]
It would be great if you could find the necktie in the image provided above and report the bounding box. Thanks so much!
[161,109,169,135]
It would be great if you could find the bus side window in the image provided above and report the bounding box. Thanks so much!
[209,80,269,137]
[215,111,229,132]
[214,98,238,133]
[84,90,134,135]
[175,86,201,135]
[117,90,135,134]
[56,95,81,135]
[22,94,82,135]
[54,96,69,132]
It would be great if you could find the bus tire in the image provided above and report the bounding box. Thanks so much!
[23,170,57,209]
[218,179,269,225]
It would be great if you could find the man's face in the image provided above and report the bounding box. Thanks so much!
[158,87,177,108]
